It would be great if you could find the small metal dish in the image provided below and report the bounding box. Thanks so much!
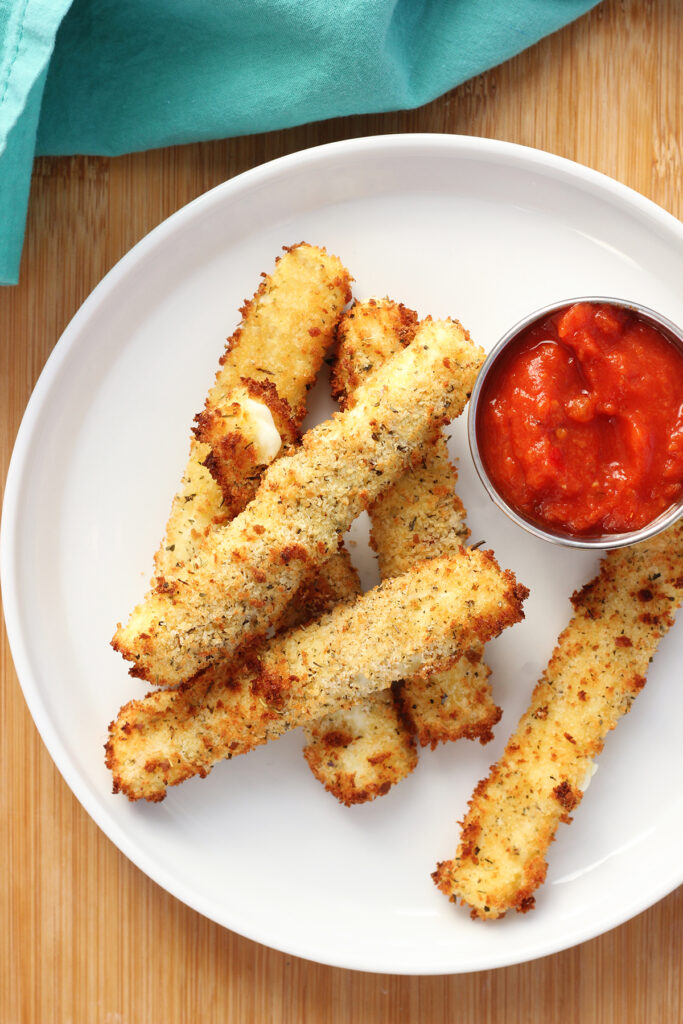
[467,297,683,549]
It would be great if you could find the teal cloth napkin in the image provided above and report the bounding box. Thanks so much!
[1,0,599,285]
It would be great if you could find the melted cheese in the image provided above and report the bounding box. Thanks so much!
[243,398,282,462]
[579,761,598,792]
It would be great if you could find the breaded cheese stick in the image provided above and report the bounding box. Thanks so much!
[203,242,351,425]
[302,689,418,805]
[337,298,498,747]
[303,300,420,803]
[120,246,357,772]
[156,386,297,579]
[113,318,486,686]
[303,301,498,805]
[276,543,361,633]
[194,242,351,508]
[370,438,498,748]
[108,544,360,803]
[433,521,683,919]
[120,242,350,620]
[106,551,528,801]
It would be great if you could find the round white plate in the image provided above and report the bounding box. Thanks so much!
[3,135,682,975]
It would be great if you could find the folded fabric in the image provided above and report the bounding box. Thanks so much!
[0,0,599,285]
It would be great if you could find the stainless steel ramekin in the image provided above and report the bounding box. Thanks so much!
[467,297,683,549]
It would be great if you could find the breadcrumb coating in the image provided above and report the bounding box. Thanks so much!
[106,551,528,801]
[303,689,417,806]
[303,299,419,802]
[194,242,351,506]
[303,300,498,805]
[114,242,350,655]
[107,244,360,808]
[433,521,683,919]
[398,652,497,750]
[113,318,486,686]
[200,241,352,426]
[330,297,419,407]
[276,542,361,632]
[193,379,299,523]
[106,546,360,800]
[369,434,498,749]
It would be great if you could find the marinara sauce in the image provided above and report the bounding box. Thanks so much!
[476,302,683,536]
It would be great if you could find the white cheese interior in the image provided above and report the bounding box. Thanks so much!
[243,398,282,462]
[579,761,598,792]
[339,701,374,732]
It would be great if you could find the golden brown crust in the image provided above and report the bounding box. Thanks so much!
[367,422,497,750]
[277,541,361,632]
[113,318,486,687]
[150,438,228,576]
[368,437,470,576]
[111,547,361,790]
[433,521,683,919]
[113,242,350,666]
[208,242,352,424]
[195,378,300,518]
[304,299,424,802]
[106,550,527,801]
[303,690,418,806]
[302,299,498,805]
[396,659,501,749]
[331,298,418,409]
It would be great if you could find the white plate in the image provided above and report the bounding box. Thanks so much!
[2,135,682,975]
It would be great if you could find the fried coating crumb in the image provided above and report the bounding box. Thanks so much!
[193,242,351,505]
[114,242,351,658]
[277,540,361,632]
[330,298,419,409]
[302,300,498,805]
[113,318,485,687]
[398,657,501,750]
[204,241,352,426]
[433,521,683,919]
[194,378,299,521]
[372,436,498,749]
[303,690,417,805]
[106,550,528,801]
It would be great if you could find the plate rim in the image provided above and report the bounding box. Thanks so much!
[2,133,683,975]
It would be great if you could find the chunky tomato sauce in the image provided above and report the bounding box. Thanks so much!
[476,302,683,536]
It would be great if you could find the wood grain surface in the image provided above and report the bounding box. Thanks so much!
[1,1,681,1021]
